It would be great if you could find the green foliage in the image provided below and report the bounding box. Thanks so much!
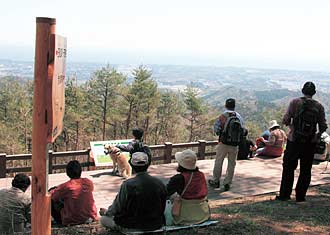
[1,66,329,154]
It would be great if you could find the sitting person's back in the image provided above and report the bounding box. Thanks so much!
[166,149,210,225]
[50,160,97,226]
[237,128,256,160]
[100,151,167,231]
[0,174,31,234]
[256,120,287,157]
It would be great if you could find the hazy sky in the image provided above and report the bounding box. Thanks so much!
[1,0,330,70]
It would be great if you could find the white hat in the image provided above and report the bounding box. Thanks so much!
[269,120,280,130]
[175,149,197,170]
[130,152,149,166]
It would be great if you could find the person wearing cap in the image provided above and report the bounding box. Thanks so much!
[255,120,287,158]
[0,174,31,234]
[209,98,244,191]
[277,82,327,202]
[99,151,167,232]
[166,149,210,225]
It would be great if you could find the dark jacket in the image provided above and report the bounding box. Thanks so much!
[283,97,327,142]
[106,172,167,230]
[237,138,255,160]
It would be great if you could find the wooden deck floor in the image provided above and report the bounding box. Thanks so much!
[1,156,330,213]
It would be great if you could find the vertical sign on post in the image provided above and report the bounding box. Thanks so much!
[32,17,66,235]
[47,34,67,142]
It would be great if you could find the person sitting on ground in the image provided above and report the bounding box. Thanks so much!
[99,151,167,232]
[314,132,330,161]
[0,174,31,234]
[256,128,270,149]
[255,120,287,157]
[49,160,98,226]
[166,149,210,225]
[237,128,257,160]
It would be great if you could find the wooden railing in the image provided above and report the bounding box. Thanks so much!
[0,140,218,178]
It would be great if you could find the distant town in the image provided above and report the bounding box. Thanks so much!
[1,59,330,94]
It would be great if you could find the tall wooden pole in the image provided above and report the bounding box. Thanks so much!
[32,17,56,235]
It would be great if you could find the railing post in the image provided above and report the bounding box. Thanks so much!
[198,140,206,160]
[87,148,91,171]
[164,142,173,164]
[0,153,7,178]
[48,150,53,174]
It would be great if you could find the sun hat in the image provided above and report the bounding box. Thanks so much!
[268,120,280,130]
[130,152,149,166]
[175,149,197,170]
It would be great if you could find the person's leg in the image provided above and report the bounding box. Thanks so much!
[295,143,315,201]
[51,199,63,225]
[223,145,239,188]
[255,147,265,156]
[278,140,299,199]
[209,143,226,187]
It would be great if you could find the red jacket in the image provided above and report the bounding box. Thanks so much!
[51,178,97,225]
[181,171,208,200]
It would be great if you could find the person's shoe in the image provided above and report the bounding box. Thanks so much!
[224,184,230,191]
[208,179,220,188]
[275,195,291,201]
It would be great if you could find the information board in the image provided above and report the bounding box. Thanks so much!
[90,139,132,166]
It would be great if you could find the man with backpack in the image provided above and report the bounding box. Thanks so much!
[209,98,244,191]
[277,82,327,202]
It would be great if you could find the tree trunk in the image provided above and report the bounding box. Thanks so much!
[102,86,108,140]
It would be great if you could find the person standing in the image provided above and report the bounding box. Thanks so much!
[209,98,244,191]
[277,82,327,202]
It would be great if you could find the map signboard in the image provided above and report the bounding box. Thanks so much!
[90,139,132,166]
[47,34,67,143]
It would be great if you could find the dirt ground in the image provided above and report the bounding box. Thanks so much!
[52,183,330,235]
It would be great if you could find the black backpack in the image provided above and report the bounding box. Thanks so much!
[220,112,243,146]
[293,97,319,143]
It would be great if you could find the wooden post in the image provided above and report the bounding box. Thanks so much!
[164,142,173,164]
[48,150,53,174]
[87,147,91,171]
[32,17,56,235]
[198,140,206,160]
[0,153,7,178]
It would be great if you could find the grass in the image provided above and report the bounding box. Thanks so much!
[51,184,330,235]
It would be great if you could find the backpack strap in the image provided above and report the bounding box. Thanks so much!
[181,172,194,197]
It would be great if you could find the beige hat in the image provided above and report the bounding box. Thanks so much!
[269,120,280,130]
[175,149,197,170]
[130,152,149,166]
